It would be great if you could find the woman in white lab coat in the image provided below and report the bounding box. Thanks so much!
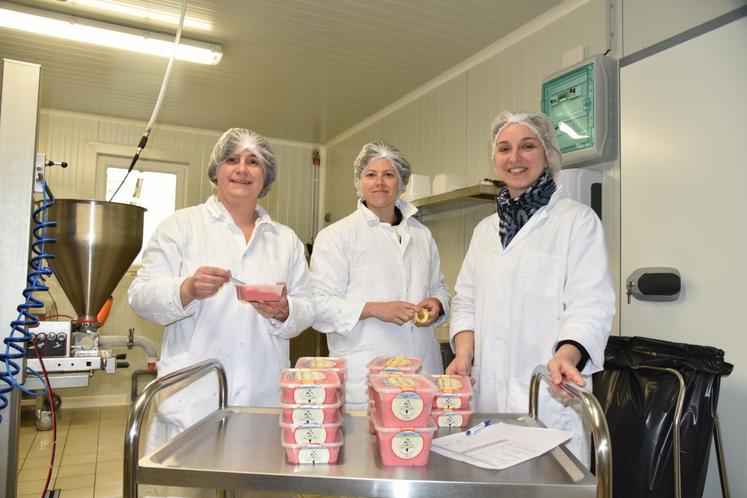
[310,141,451,410]
[129,128,314,456]
[446,111,615,465]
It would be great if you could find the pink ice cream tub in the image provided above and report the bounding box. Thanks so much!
[428,374,473,410]
[295,356,347,384]
[279,409,343,444]
[235,284,284,302]
[281,430,344,465]
[371,411,437,467]
[430,407,474,428]
[280,400,342,425]
[280,368,342,405]
[370,373,436,427]
[367,356,422,375]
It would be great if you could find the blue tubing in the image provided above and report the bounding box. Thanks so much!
[0,181,55,422]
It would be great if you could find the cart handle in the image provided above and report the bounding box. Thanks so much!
[529,365,612,498]
[124,359,228,498]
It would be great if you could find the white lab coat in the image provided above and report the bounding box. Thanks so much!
[129,195,314,450]
[311,198,451,409]
[450,190,615,464]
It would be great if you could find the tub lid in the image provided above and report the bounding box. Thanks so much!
[367,355,422,372]
[280,368,342,387]
[369,372,436,394]
[428,374,473,397]
[295,356,347,371]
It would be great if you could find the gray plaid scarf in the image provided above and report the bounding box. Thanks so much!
[496,170,556,248]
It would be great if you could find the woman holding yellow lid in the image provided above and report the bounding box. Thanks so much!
[310,141,451,411]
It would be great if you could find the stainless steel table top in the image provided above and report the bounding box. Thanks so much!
[138,408,596,498]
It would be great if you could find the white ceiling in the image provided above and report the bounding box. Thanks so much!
[0,0,562,143]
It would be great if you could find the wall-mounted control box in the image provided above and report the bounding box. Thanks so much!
[542,54,618,169]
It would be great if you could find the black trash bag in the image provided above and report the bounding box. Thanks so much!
[592,336,733,498]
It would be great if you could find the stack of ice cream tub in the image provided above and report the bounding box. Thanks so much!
[366,356,438,466]
[428,374,474,428]
[279,357,346,464]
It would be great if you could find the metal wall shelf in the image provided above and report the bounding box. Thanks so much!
[412,183,501,217]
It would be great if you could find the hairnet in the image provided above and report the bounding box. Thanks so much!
[353,141,412,197]
[490,111,562,179]
[207,128,277,197]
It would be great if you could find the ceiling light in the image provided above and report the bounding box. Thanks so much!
[69,0,212,31]
[0,2,222,65]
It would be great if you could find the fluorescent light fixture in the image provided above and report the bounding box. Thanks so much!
[0,2,222,65]
[558,121,589,140]
[69,0,212,31]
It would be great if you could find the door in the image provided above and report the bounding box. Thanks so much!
[620,17,746,497]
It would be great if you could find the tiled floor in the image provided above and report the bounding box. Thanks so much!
[17,406,128,498]
[17,405,347,498]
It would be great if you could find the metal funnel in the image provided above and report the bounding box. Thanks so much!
[48,199,145,325]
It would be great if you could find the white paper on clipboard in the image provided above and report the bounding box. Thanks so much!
[430,422,572,470]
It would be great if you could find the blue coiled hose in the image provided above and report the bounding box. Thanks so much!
[0,181,55,423]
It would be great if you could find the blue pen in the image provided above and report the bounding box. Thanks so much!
[466,419,493,436]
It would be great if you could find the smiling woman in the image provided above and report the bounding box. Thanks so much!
[127,128,315,486]
[359,158,401,222]
[309,141,452,411]
[493,124,547,199]
[447,110,615,466]
[215,150,265,208]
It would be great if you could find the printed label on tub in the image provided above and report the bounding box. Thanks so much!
[436,396,463,409]
[292,408,323,425]
[391,431,424,459]
[392,392,424,421]
[295,427,326,444]
[294,386,325,404]
[436,413,464,427]
[298,447,331,464]
[435,376,464,392]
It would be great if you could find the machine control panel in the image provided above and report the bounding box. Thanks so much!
[25,320,71,358]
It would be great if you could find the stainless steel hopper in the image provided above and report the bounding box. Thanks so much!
[48,199,145,327]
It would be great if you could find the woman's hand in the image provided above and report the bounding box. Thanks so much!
[180,266,230,307]
[250,283,289,322]
[361,301,419,325]
[445,331,475,380]
[547,344,585,399]
[445,355,472,377]
[413,298,442,327]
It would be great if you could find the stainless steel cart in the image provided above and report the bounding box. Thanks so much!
[125,360,612,498]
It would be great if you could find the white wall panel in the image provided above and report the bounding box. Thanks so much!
[623,0,744,55]
[262,143,317,247]
[381,75,467,182]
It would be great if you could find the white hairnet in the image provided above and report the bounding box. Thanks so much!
[207,128,277,197]
[490,111,562,179]
[353,141,412,198]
